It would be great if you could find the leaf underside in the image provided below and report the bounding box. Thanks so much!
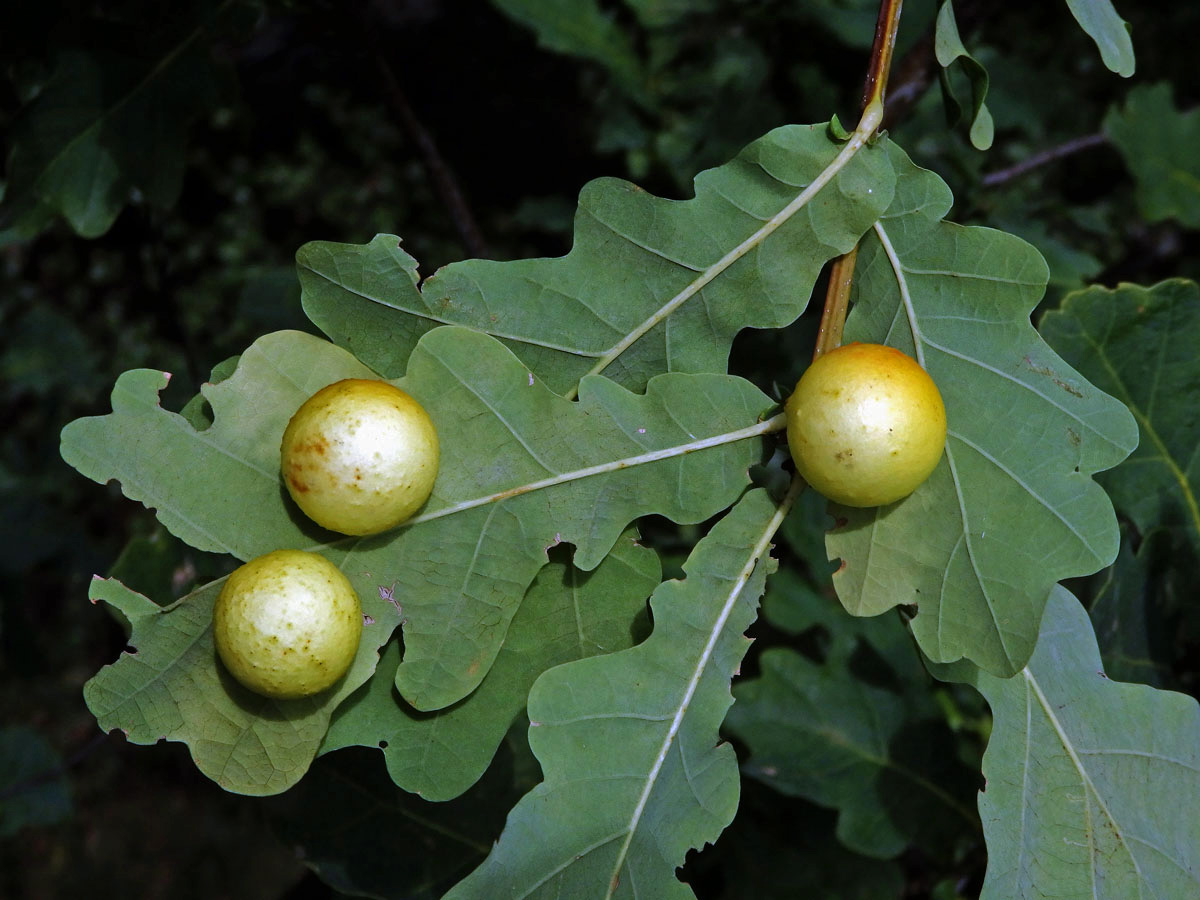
[827,142,1138,677]
[83,576,402,796]
[320,528,661,801]
[1064,0,1136,78]
[950,587,1200,900]
[66,324,771,795]
[297,122,896,396]
[445,489,781,899]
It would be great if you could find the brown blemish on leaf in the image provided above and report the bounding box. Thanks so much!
[1023,355,1084,397]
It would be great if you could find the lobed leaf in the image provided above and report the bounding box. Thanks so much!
[445,488,785,899]
[827,143,1138,677]
[726,568,980,859]
[320,529,660,800]
[83,575,401,796]
[1040,279,1200,553]
[63,326,773,716]
[1,14,233,238]
[297,122,896,395]
[946,587,1200,900]
[1104,84,1200,229]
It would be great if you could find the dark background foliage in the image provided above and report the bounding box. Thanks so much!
[2,0,1196,896]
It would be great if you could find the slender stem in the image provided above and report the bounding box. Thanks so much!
[862,0,905,111]
[981,132,1108,187]
[813,245,859,360]
[810,0,904,363]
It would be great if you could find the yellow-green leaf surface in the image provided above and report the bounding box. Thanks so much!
[827,144,1138,677]
[83,576,400,796]
[1065,0,1135,78]
[445,489,784,899]
[320,529,660,800]
[297,121,895,396]
[63,326,773,728]
[954,587,1200,899]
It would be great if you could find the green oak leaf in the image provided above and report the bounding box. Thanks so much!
[1104,83,1200,229]
[945,586,1200,900]
[1,12,233,238]
[83,575,401,796]
[297,121,895,395]
[1065,0,1135,78]
[934,0,994,150]
[320,529,660,800]
[826,142,1137,677]
[62,326,773,717]
[445,488,784,899]
[726,567,980,859]
[1040,279,1200,552]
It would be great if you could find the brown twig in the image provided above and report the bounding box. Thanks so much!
[812,0,903,361]
[981,132,1109,187]
[861,0,905,110]
[813,246,859,360]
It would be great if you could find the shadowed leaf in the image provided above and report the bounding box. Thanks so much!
[1105,84,1200,228]
[726,568,980,859]
[1041,279,1200,553]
